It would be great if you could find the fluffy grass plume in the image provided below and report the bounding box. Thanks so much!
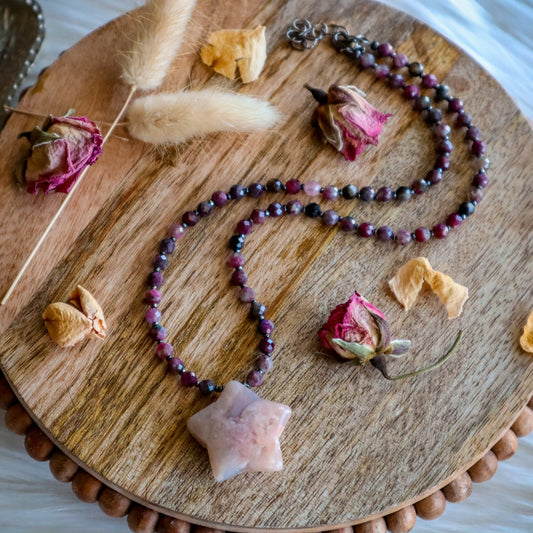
[121,0,196,91]
[127,90,281,144]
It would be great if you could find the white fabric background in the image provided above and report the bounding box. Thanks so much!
[1,0,532,532]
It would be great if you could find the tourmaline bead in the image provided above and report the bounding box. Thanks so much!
[466,126,481,141]
[433,123,451,138]
[258,337,274,354]
[168,223,184,239]
[426,108,443,124]
[433,223,449,239]
[287,199,303,215]
[266,178,282,193]
[340,216,357,232]
[229,184,246,200]
[435,84,450,101]
[456,111,472,127]
[427,168,443,185]
[396,229,412,245]
[153,254,168,270]
[377,42,393,57]
[145,289,162,305]
[212,190,228,206]
[359,186,375,202]
[322,210,339,226]
[251,301,266,319]
[376,186,394,202]
[323,185,338,200]
[469,187,484,203]
[438,140,454,154]
[414,227,431,242]
[167,357,184,375]
[458,202,475,217]
[408,62,424,76]
[304,180,321,196]
[182,211,198,226]
[415,95,431,111]
[198,380,216,396]
[448,98,464,112]
[197,201,213,217]
[268,202,284,217]
[305,203,322,218]
[393,53,408,68]
[375,64,390,79]
[228,252,245,268]
[148,271,163,287]
[342,184,358,199]
[246,370,263,388]
[446,213,463,227]
[359,53,376,68]
[396,186,412,202]
[259,319,274,335]
[358,222,374,238]
[150,325,167,341]
[251,209,266,224]
[181,371,197,387]
[229,234,245,252]
[403,84,420,100]
[422,74,438,88]
[436,155,451,170]
[389,73,404,88]
[236,219,253,235]
[231,269,248,286]
[412,179,429,195]
[474,171,489,188]
[156,342,173,360]
[248,182,264,198]
[376,226,394,241]
[471,140,487,157]
[145,307,161,324]
[240,286,256,303]
[160,238,175,254]
[257,355,273,373]
[286,179,301,194]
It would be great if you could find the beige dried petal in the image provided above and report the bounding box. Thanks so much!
[43,302,92,347]
[69,285,107,339]
[520,309,533,353]
[389,257,468,319]
[200,26,267,83]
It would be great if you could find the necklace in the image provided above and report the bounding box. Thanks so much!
[142,20,490,481]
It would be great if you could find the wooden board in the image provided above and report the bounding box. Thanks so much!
[1,0,532,530]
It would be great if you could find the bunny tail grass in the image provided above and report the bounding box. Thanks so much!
[126,90,281,145]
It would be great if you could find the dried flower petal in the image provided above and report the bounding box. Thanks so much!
[201,26,267,83]
[69,286,107,339]
[520,309,533,353]
[43,302,92,347]
[388,257,468,319]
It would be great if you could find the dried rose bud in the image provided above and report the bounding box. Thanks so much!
[19,115,103,194]
[306,84,391,161]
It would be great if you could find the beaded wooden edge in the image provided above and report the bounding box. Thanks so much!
[1,372,532,533]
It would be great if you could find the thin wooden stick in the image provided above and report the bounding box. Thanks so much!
[1,85,137,306]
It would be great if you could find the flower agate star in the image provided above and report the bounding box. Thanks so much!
[187,380,291,482]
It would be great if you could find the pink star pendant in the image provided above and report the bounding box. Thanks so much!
[187,381,292,482]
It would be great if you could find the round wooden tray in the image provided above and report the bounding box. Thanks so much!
[0,0,532,531]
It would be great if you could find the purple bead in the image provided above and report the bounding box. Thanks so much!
[229,184,246,200]
[150,325,167,341]
[168,223,184,239]
[426,108,443,124]
[259,319,274,335]
[257,355,273,373]
[231,269,248,286]
[375,64,390,79]
[228,253,245,268]
[448,98,464,113]
[287,199,303,215]
[427,168,443,185]
[466,126,481,141]
[212,190,228,206]
[376,186,394,202]
[456,111,472,127]
[160,238,175,254]
[259,337,274,354]
[471,140,487,157]
[198,379,216,396]
[446,213,463,228]
[148,271,163,287]
[359,53,376,68]
[236,219,253,235]
[340,216,357,232]
[145,307,161,324]
[153,254,168,270]
[251,209,266,224]
[181,371,197,387]
[412,179,429,195]
[396,229,412,245]
[437,140,454,154]
[433,123,451,138]
[473,171,489,188]
[358,222,374,238]
[246,370,263,388]
[433,223,449,239]
[145,289,162,305]
[167,357,184,375]
[156,342,173,360]
[240,286,256,302]
[393,53,408,68]
[436,156,451,171]
[322,185,338,200]
[389,73,405,88]
[376,226,394,241]
[378,42,394,57]
[468,186,484,203]
[403,84,420,100]
[268,202,284,217]
[251,301,266,319]
[322,210,339,226]
[359,186,375,202]
[197,201,213,217]
[421,74,438,88]
[304,181,321,196]
[248,183,264,198]
[286,179,301,194]
[414,227,431,243]
[182,211,198,227]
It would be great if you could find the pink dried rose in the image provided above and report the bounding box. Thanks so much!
[306,83,391,161]
[19,115,103,194]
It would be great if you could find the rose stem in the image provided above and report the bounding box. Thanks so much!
[371,330,463,380]
[0,85,137,306]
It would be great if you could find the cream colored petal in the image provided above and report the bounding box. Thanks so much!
[69,286,107,339]
[43,302,92,347]
[520,309,533,353]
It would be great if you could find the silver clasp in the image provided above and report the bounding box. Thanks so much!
[287,19,348,50]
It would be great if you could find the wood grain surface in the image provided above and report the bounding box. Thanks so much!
[1,0,532,531]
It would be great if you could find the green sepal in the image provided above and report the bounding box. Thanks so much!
[386,339,412,357]
[331,338,376,365]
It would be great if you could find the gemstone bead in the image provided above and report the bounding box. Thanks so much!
[168,223,184,239]
[422,74,438,88]
[433,123,451,138]
[469,187,484,203]
[258,337,274,354]
[376,186,394,202]
[403,84,420,100]
[360,53,376,68]
[435,84,450,101]
[474,171,489,188]
[181,371,197,387]
[266,179,282,193]
[248,183,264,198]
[322,185,338,200]
[389,73,404,88]
[167,357,184,375]
[257,355,273,373]
[156,342,173,360]
[458,202,475,217]
[145,307,161,324]
[466,126,481,141]
[236,220,253,235]
[251,209,266,224]
[456,111,472,127]
[268,202,284,217]
[376,226,394,241]
[412,179,428,195]
[342,185,358,199]
[259,319,274,335]
[228,234,245,252]
[436,155,451,170]
[375,64,390,79]
[182,211,198,226]
[197,201,213,217]
[438,140,454,154]
[471,140,487,157]
[198,380,216,396]
[322,210,339,226]
[448,98,464,113]
[359,186,375,202]
[286,179,301,194]
[211,190,228,206]
[415,95,431,111]
[304,181,321,196]
[426,108,443,124]
[229,184,246,200]
[408,62,424,76]
[358,222,374,238]
[240,287,256,303]
[246,370,263,388]
[228,252,245,268]
[153,254,168,270]
[148,271,163,287]
[414,227,431,242]
[377,42,393,57]
[287,199,303,215]
[304,203,322,218]
[160,238,175,254]
[393,53,408,68]
[150,325,167,341]
[250,301,266,319]
[231,269,248,286]
[145,289,162,305]
[427,169,443,185]
[396,229,412,245]
[433,223,449,239]
[396,186,412,202]
[340,216,357,232]
[446,213,463,228]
